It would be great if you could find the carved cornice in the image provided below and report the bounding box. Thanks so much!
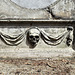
[0,20,75,26]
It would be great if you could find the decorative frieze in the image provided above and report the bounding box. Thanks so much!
[0,0,74,58]
[0,27,73,47]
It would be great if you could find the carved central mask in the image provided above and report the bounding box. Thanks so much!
[28,28,40,46]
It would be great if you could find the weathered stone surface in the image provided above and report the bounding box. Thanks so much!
[51,0,75,18]
[0,0,75,74]
[0,0,49,19]
[0,0,74,19]
[11,0,57,9]
[0,26,74,58]
[0,0,74,65]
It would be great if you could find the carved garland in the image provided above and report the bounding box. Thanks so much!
[0,27,73,46]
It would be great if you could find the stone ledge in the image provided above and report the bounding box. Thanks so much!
[0,20,75,26]
[0,48,74,58]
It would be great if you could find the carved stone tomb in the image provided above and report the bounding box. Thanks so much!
[0,0,75,58]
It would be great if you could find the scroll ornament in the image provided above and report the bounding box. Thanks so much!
[0,27,73,46]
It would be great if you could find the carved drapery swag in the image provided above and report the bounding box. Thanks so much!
[0,32,25,46]
[0,27,72,46]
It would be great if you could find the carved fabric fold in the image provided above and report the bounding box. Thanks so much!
[0,32,25,46]
[40,30,69,46]
[0,27,71,46]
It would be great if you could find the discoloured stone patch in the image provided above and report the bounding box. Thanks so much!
[0,57,75,75]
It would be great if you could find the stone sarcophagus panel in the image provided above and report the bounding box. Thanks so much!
[0,21,74,58]
[0,0,75,58]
